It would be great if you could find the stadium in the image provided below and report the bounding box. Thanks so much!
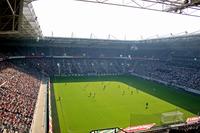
[0,0,200,133]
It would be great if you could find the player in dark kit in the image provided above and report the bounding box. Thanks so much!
[131,90,133,95]
[88,92,92,97]
[57,96,62,102]
[145,102,149,109]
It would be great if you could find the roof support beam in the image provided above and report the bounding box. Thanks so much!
[6,0,15,15]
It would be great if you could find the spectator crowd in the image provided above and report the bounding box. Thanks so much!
[131,60,200,90]
[0,62,40,133]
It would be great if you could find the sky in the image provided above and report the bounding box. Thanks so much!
[32,0,200,40]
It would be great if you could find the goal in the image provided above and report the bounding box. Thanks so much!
[161,111,184,124]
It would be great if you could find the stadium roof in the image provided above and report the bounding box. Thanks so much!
[24,0,37,3]
[0,0,42,39]
[76,0,200,17]
[44,33,200,49]
[1,33,200,50]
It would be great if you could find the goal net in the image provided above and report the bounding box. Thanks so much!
[161,111,184,124]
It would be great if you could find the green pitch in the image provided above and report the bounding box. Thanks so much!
[51,75,200,133]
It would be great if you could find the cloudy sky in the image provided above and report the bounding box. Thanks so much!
[32,0,200,40]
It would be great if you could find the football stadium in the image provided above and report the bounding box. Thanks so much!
[1,0,200,133]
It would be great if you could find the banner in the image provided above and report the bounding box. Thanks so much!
[90,128,119,133]
[186,116,200,124]
[122,123,155,133]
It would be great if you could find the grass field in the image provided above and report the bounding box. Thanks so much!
[51,75,200,133]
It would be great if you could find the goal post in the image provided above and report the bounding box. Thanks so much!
[161,111,184,124]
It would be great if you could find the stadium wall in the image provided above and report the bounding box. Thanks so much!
[30,79,48,133]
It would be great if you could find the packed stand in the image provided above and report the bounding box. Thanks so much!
[0,61,40,133]
[130,60,200,90]
[12,58,130,76]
